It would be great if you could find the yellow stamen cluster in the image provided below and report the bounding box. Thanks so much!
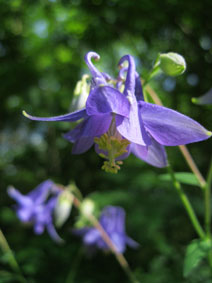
[94,133,130,174]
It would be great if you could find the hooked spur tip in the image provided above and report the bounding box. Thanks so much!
[191,97,197,104]
[207,131,212,137]
[22,110,30,118]
[85,51,100,62]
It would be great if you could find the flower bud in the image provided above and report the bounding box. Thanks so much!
[71,74,90,111]
[80,199,95,217]
[54,191,73,228]
[159,52,186,76]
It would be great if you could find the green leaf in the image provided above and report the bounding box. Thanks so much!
[183,239,211,277]
[159,172,199,186]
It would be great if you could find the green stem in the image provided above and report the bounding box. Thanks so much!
[167,166,205,239]
[205,161,212,237]
[0,229,26,283]
[143,82,212,270]
[73,197,140,283]
[205,160,212,270]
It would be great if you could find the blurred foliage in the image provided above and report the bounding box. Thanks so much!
[0,0,212,282]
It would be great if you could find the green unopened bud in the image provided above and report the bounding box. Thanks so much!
[80,199,95,217]
[159,52,186,76]
[71,74,90,110]
[54,190,73,228]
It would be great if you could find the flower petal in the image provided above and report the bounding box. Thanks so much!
[17,207,33,222]
[34,223,45,235]
[23,108,87,122]
[110,233,126,253]
[46,223,64,243]
[86,86,130,117]
[131,138,168,168]
[116,101,151,146]
[100,206,125,233]
[8,187,32,206]
[126,236,139,249]
[135,73,144,101]
[63,121,85,143]
[84,51,106,85]
[118,55,136,95]
[28,180,54,204]
[72,137,94,154]
[64,114,112,142]
[139,101,212,145]
[83,229,100,245]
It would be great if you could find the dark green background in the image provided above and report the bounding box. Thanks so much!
[0,0,212,282]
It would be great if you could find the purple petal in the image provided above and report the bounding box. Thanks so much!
[100,206,125,234]
[83,229,100,245]
[28,180,54,204]
[116,100,151,146]
[72,227,91,236]
[84,52,106,85]
[110,233,126,253]
[125,236,139,249]
[64,114,112,142]
[23,108,87,122]
[63,121,85,143]
[86,86,130,117]
[8,187,32,207]
[17,207,33,222]
[118,55,136,95]
[139,101,212,145]
[101,72,112,82]
[117,67,127,81]
[72,137,94,154]
[34,223,45,234]
[135,72,144,101]
[131,138,168,168]
[46,223,64,243]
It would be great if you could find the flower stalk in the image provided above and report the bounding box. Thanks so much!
[72,196,140,283]
[167,166,205,239]
[205,160,212,237]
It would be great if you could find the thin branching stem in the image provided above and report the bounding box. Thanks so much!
[144,83,206,188]
[72,196,140,283]
[167,165,205,239]
[205,160,212,237]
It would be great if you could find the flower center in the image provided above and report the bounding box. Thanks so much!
[94,117,130,174]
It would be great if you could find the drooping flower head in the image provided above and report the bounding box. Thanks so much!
[73,206,139,254]
[23,51,212,173]
[8,180,63,243]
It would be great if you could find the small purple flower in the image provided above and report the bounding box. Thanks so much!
[73,206,139,254]
[8,180,63,243]
[23,51,211,172]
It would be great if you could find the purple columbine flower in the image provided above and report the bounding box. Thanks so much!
[73,206,139,254]
[8,180,63,243]
[23,51,211,172]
